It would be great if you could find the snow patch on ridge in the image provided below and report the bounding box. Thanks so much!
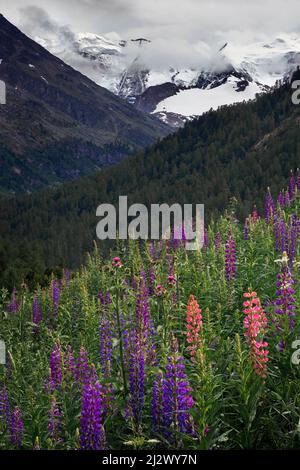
[154,78,262,116]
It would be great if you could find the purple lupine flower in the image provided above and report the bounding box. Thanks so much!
[32,294,42,325]
[275,263,296,340]
[136,275,150,338]
[277,218,288,253]
[296,217,300,239]
[98,292,111,306]
[128,331,145,425]
[89,364,113,415]
[162,339,194,437]
[278,191,285,208]
[64,345,75,380]
[181,225,187,242]
[243,219,249,240]
[51,280,60,314]
[297,171,300,193]
[284,190,290,207]
[214,232,222,250]
[152,372,164,430]
[80,380,106,450]
[0,384,10,425]
[265,189,275,223]
[148,267,156,295]
[148,242,154,259]
[99,319,113,378]
[10,407,23,447]
[64,269,70,287]
[49,343,63,390]
[7,288,19,313]
[76,347,90,386]
[171,226,181,250]
[225,231,236,282]
[48,397,63,444]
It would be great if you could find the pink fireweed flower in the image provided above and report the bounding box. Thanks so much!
[243,291,269,379]
[186,295,203,361]
[250,206,259,224]
[155,284,167,296]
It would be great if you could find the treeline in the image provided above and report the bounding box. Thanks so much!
[1,82,300,289]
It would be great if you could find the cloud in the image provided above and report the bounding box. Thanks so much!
[1,0,300,73]
[15,5,234,72]
[1,0,298,40]
[19,6,76,45]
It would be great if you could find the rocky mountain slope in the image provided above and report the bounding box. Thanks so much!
[0,14,170,196]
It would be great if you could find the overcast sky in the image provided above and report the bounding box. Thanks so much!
[1,0,300,44]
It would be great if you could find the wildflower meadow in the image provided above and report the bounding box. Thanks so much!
[1,172,300,450]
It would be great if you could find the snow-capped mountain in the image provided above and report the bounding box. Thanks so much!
[33,32,300,127]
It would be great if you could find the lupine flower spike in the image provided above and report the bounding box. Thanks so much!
[243,291,269,380]
[186,295,203,362]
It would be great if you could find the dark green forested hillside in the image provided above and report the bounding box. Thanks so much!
[1,81,300,288]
